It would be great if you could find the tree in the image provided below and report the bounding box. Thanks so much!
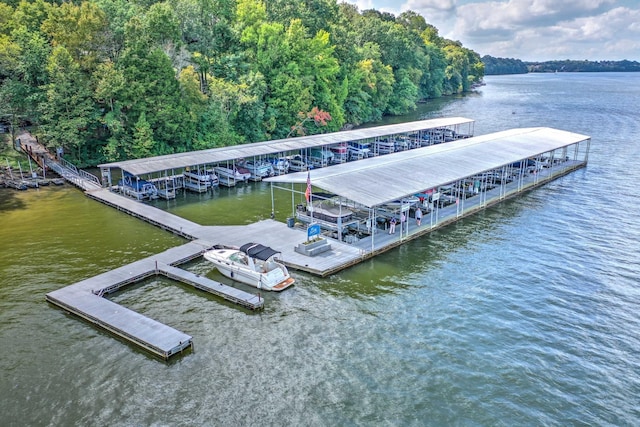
[39,46,97,165]
[0,34,21,79]
[41,1,109,72]
[10,0,51,34]
[144,0,182,67]
[12,29,50,88]
[288,106,332,137]
[131,111,155,158]
[94,0,141,61]
[264,0,338,37]
[0,79,32,146]
[0,3,14,36]
[176,0,238,91]
[0,0,484,165]
[482,55,528,75]
[247,18,343,137]
[115,20,193,154]
[231,70,267,142]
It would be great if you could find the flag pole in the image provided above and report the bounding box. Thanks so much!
[305,170,313,220]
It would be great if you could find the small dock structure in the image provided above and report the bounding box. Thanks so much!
[46,242,264,360]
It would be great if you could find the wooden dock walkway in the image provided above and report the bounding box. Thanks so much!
[46,287,193,360]
[87,186,367,276]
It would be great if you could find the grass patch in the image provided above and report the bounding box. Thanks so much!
[1,133,28,169]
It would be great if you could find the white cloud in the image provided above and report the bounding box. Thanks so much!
[343,0,640,60]
[449,0,640,60]
[402,0,456,13]
[400,0,458,32]
[348,0,376,11]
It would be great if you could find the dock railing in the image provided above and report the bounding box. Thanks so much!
[45,156,101,190]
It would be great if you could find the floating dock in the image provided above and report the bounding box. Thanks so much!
[46,242,264,360]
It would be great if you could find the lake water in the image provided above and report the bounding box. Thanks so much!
[1,73,639,426]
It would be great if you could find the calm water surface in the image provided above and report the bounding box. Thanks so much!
[1,73,639,426]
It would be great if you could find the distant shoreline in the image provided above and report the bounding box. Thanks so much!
[482,56,640,75]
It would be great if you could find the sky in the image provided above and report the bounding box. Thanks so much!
[344,0,640,61]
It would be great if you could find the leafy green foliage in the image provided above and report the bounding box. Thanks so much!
[0,0,484,165]
[481,55,528,75]
[39,46,96,164]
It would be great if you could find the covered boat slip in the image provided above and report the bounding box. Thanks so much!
[265,127,591,250]
[97,117,474,191]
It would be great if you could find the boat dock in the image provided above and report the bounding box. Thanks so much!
[84,150,586,279]
[42,123,590,360]
[87,187,367,275]
[46,241,264,360]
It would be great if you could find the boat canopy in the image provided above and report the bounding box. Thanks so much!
[240,243,280,261]
[265,127,591,208]
[99,117,473,176]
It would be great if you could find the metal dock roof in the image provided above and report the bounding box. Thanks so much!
[264,127,591,207]
[99,117,473,176]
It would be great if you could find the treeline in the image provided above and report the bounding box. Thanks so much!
[482,56,528,75]
[0,0,484,167]
[526,60,640,73]
[483,55,640,75]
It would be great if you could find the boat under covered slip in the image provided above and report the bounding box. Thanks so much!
[203,243,295,291]
[214,165,251,184]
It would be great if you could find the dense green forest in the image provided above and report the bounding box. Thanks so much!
[526,60,640,73]
[0,0,484,167]
[483,55,640,75]
[482,56,528,75]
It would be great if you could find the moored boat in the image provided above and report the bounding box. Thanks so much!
[214,166,251,182]
[347,141,372,161]
[287,154,312,172]
[183,168,218,192]
[383,196,420,210]
[329,143,348,164]
[204,243,295,291]
[241,159,274,180]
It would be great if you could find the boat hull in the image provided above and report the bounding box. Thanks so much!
[203,249,294,292]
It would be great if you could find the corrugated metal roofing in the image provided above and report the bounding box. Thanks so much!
[264,127,590,207]
[99,117,473,176]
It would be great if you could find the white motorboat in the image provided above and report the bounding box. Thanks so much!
[183,168,218,192]
[203,243,295,291]
[268,156,290,174]
[347,141,372,161]
[372,138,395,155]
[241,160,274,180]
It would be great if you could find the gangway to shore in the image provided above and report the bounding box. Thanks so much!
[17,131,102,191]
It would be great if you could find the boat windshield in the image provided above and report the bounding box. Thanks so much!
[229,252,248,265]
